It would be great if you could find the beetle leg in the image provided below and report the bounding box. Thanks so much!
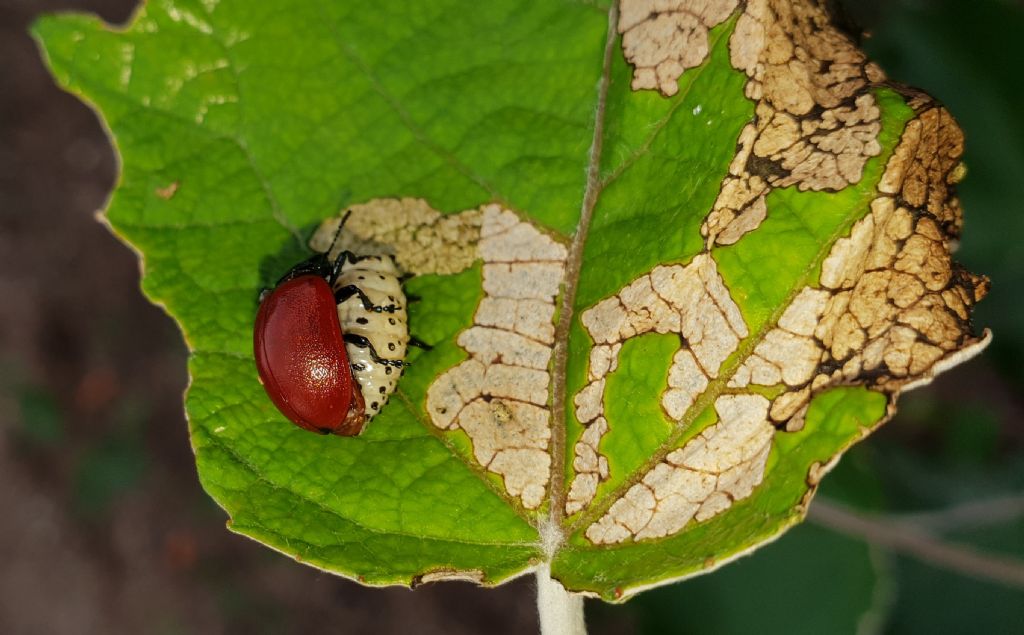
[343,334,406,367]
[408,335,433,351]
[334,284,399,313]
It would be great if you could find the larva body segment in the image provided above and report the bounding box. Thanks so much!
[334,254,409,418]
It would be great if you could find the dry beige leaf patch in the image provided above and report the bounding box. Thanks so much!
[619,0,888,245]
[586,393,774,544]
[313,199,568,510]
[575,97,988,544]
[618,0,740,96]
[565,0,987,544]
[564,0,989,545]
[711,0,885,246]
[567,254,748,515]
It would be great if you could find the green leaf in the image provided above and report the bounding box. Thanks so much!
[33,0,989,598]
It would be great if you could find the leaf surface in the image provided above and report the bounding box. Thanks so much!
[34,0,988,598]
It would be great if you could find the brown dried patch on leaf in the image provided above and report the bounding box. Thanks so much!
[814,106,989,390]
[618,0,740,96]
[425,206,568,510]
[566,254,748,516]
[586,394,773,544]
[155,181,179,200]
[702,0,886,245]
[310,197,483,275]
[730,102,990,432]
[412,568,486,586]
[579,100,986,543]
[877,106,966,236]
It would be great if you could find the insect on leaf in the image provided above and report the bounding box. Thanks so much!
[34,0,989,600]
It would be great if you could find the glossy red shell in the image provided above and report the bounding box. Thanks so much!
[254,275,361,435]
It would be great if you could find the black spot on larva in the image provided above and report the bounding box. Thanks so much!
[388,318,396,325]
[388,342,396,351]
[385,367,393,375]
[371,401,379,409]
[438,407,447,414]
[379,386,386,394]
[388,295,395,301]
[356,317,369,325]
[379,275,385,280]
[358,275,365,280]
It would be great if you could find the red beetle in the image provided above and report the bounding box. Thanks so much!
[253,222,366,436]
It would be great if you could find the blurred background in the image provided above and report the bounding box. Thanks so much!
[1,0,1021,632]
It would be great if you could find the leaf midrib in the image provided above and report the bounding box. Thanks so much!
[546,1,620,536]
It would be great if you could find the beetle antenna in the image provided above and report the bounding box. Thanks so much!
[327,210,353,255]
[325,210,357,287]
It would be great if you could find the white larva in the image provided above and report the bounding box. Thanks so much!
[333,253,409,418]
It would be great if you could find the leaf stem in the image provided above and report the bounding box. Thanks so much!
[893,494,1024,533]
[809,498,1024,589]
[536,565,587,635]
